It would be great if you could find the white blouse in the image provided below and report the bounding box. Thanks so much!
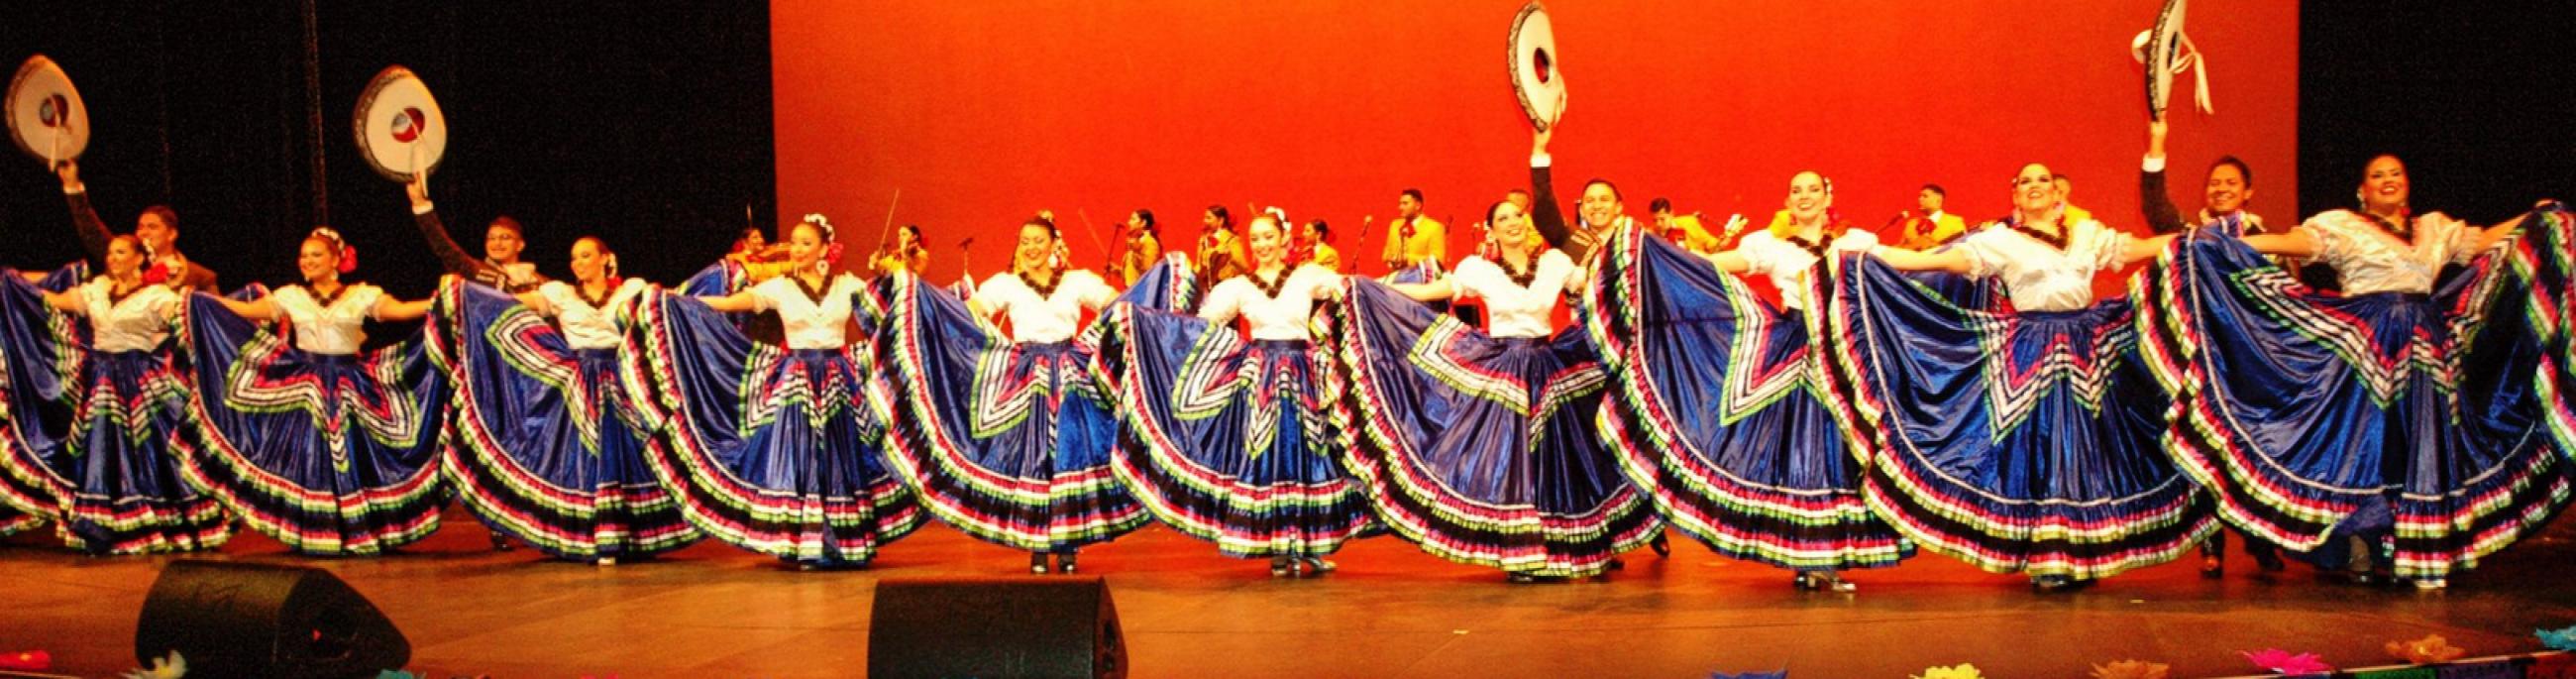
[749,274,865,350]
[80,280,179,353]
[538,279,645,350]
[1736,228,1880,311]
[1952,218,2132,313]
[1451,251,1576,339]
[269,284,385,355]
[1199,265,1338,341]
[2299,210,2481,295]
[971,270,1118,344]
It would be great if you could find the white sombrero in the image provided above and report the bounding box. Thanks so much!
[7,55,88,166]
[352,64,447,182]
[2134,0,2212,121]
[1509,1,1565,132]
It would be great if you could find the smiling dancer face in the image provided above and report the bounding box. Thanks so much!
[1488,200,1535,255]
[570,237,614,284]
[135,208,179,257]
[787,221,829,274]
[485,220,527,265]
[2011,164,2059,220]
[1245,216,1291,270]
[297,236,341,284]
[1578,180,1623,229]
[1786,170,1833,227]
[2359,155,2410,217]
[100,235,146,281]
[1016,220,1059,274]
[2205,160,2254,215]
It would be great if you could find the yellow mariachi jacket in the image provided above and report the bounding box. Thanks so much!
[1311,242,1343,273]
[1894,211,1971,251]
[1198,230,1247,281]
[1119,232,1162,285]
[1661,214,1724,255]
[1381,216,1446,268]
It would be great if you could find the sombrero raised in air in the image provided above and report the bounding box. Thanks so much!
[1509,1,1565,132]
[2135,0,2213,121]
[8,55,89,166]
[352,64,447,182]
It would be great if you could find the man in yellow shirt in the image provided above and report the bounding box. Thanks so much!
[1380,188,1446,271]
[1649,197,1723,255]
[1892,183,1972,250]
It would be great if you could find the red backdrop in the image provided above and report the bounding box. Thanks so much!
[774,0,2297,294]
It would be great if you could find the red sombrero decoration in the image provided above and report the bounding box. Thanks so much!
[8,55,89,166]
[1509,1,1565,132]
[352,64,447,181]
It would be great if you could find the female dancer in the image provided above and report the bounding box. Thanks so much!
[427,236,699,564]
[0,235,229,553]
[1093,214,1375,577]
[1836,163,2210,592]
[183,228,451,555]
[624,215,921,568]
[874,216,1165,574]
[2139,155,2572,589]
[1587,171,1911,592]
[1336,197,1659,583]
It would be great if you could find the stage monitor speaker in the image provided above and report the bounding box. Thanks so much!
[868,576,1127,679]
[133,560,409,679]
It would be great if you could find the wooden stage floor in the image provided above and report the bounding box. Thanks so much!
[6,508,2574,678]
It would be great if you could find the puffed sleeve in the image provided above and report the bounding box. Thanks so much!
[1197,279,1244,325]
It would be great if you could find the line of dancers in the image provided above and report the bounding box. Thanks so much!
[4,116,2571,594]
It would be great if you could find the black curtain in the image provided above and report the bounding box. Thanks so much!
[2300,3,2576,223]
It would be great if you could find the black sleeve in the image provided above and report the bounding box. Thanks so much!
[413,208,500,282]
[2140,167,2189,235]
[1529,164,1573,252]
[64,191,112,265]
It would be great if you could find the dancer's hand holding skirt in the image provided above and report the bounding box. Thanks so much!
[0,265,229,551]
[2135,207,2576,580]
[868,265,1194,553]
[618,280,920,567]
[1330,278,1660,578]
[1812,253,2214,580]
[175,289,451,555]
[424,278,699,562]
[0,264,87,538]
[1583,226,1911,571]
[1088,260,1378,559]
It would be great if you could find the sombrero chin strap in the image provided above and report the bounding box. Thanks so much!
[2133,29,2214,116]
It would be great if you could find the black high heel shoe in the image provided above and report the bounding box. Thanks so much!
[1030,552,1050,574]
[2030,575,2090,593]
